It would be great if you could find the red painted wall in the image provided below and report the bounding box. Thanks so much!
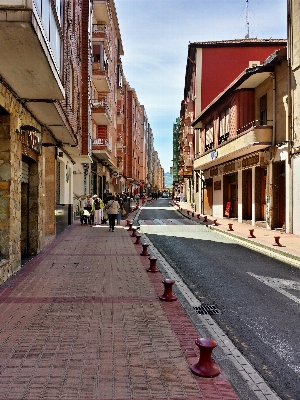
[201,45,285,111]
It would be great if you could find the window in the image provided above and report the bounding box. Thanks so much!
[205,121,214,151]
[92,44,108,71]
[69,63,74,111]
[219,108,230,144]
[260,94,267,125]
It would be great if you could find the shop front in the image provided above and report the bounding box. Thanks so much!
[202,152,273,227]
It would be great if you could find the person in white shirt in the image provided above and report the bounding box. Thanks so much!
[104,195,120,232]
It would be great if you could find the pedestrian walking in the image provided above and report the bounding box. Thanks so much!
[116,194,124,225]
[104,195,120,232]
[92,194,104,225]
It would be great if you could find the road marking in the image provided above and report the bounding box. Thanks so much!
[247,272,300,305]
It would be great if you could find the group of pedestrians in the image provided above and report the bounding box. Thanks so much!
[80,192,125,232]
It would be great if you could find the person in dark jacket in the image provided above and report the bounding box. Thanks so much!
[116,194,124,225]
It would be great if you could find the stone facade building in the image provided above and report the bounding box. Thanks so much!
[0,0,81,283]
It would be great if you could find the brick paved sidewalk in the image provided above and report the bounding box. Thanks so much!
[0,217,239,399]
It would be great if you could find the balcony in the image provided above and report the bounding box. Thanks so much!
[92,24,111,60]
[92,137,111,160]
[117,85,124,101]
[186,132,194,142]
[92,62,110,93]
[0,3,78,144]
[93,0,110,24]
[92,99,112,125]
[0,4,63,100]
[117,106,123,124]
[194,123,273,171]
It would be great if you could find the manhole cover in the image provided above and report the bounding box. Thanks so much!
[194,305,221,315]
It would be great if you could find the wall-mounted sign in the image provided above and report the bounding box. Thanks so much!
[183,171,193,178]
[19,126,41,155]
[214,180,221,190]
[210,150,218,159]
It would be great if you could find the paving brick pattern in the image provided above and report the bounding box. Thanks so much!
[0,222,239,399]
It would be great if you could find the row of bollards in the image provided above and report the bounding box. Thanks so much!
[128,218,221,379]
[177,210,286,247]
[180,209,284,246]
[159,276,220,377]
[226,224,284,246]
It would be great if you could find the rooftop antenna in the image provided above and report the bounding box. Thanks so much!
[245,0,250,38]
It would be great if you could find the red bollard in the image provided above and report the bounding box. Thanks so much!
[192,212,195,217]
[134,233,141,245]
[147,256,159,273]
[159,279,177,301]
[187,210,190,215]
[203,216,208,223]
[190,338,220,378]
[197,214,201,219]
[140,243,150,256]
[131,227,137,237]
[213,219,218,226]
[273,236,283,246]
[228,223,234,231]
[127,222,133,231]
[248,229,256,238]
[126,219,131,226]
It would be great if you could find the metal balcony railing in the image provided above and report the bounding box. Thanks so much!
[218,131,230,145]
[236,119,273,135]
[92,24,106,34]
[204,142,214,152]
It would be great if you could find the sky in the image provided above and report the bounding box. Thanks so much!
[114,0,287,172]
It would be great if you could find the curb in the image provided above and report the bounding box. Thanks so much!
[209,225,300,268]
[172,203,300,269]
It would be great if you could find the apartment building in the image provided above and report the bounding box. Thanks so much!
[123,86,142,195]
[71,0,125,201]
[288,0,300,235]
[178,39,287,212]
[192,48,288,230]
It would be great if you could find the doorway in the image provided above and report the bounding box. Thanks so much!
[21,160,30,258]
[229,182,238,218]
[277,163,285,228]
[203,178,213,215]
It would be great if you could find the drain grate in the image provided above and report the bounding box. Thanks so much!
[194,304,221,315]
[2,282,14,287]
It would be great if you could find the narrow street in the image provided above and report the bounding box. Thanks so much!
[138,198,300,400]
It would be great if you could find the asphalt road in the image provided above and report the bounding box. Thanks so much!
[138,199,300,400]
